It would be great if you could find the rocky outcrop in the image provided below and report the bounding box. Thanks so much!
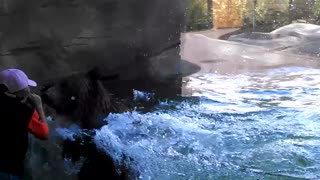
[0,0,187,84]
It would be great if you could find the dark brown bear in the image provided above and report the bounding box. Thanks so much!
[40,68,138,180]
[41,68,127,129]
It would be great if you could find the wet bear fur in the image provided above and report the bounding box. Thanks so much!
[41,68,128,129]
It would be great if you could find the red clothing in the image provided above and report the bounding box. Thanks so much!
[28,110,49,139]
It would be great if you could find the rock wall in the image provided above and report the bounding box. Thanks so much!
[0,0,187,84]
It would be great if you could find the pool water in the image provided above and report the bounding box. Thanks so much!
[57,67,320,180]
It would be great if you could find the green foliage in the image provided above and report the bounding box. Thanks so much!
[243,0,290,32]
[313,0,320,15]
[312,0,320,23]
[186,0,212,31]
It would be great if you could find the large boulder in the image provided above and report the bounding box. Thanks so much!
[0,0,187,84]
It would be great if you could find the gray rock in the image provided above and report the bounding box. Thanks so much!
[0,0,188,84]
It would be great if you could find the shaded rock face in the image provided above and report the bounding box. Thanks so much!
[0,0,187,84]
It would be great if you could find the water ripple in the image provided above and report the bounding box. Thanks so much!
[55,67,320,179]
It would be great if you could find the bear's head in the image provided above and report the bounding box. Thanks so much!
[41,68,127,129]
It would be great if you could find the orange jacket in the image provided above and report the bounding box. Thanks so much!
[28,110,49,139]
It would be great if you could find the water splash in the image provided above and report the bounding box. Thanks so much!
[52,66,320,179]
[133,89,154,101]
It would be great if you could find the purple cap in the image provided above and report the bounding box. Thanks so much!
[0,69,37,93]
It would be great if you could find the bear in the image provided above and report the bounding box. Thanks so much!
[41,68,129,129]
[38,68,139,180]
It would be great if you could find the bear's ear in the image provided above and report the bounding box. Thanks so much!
[86,67,120,81]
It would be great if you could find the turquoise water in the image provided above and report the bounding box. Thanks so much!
[58,67,320,180]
